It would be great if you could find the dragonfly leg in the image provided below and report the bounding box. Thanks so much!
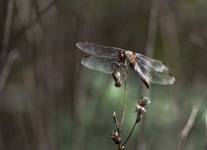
[119,63,128,80]
[112,62,128,80]
[111,62,121,71]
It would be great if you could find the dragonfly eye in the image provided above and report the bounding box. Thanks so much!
[118,50,126,59]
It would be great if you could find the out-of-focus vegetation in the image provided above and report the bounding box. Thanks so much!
[0,0,207,150]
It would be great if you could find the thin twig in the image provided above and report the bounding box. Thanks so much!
[0,49,20,92]
[111,112,123,150]
[1,0,14,60]
[113,112,120,133]
[15,0,56,39]
[121,98,149,148]
[122,119,137,147]
[178,104,201,150]
[120,80,127,128]
[204,111,207,150]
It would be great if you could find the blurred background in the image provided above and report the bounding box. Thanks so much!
[0,0,207,150]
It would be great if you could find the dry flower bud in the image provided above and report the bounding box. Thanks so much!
[113,112,116,117]
[110,131,122,144]
[142,97,151,104]
[139,97,151,107]
[135,104,146,113]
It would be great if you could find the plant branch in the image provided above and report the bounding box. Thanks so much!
[0,49,20,92]
[120,80,127,128]
[113,112,120,133]
[121,97,150,148]
[122,119,137,147]
[178,104,200,150]
[1,0,14,60]
[15,0,56,39]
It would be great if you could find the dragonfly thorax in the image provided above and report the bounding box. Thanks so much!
[126,51,137,68]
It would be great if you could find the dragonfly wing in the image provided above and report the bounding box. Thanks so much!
[136,53,169,72]
[76,42,122,58]
[136,60,175,85]
[81,56,115,74]
[134,63,150,88]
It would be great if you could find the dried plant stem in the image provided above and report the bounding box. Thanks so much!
[113,112,120,133]
[204,111,207,149]
[122,119,137,147]
[178,104,200,150]
[111,80,127,150]
[0,50,19,91]
[15,0,56,39]
[120,80,127,128]
[111,96,149,149]
[2,0,14,59]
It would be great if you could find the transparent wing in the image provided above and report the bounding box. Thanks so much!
[135,59,175,85]
[76,42,122,58]
[81,56,116,74]
[136,53,169,72]
[134,63,150,88]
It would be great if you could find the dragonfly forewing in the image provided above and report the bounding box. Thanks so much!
[76,42,122,58]
[81,56,116,74]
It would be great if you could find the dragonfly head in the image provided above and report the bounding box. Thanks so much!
[117,50,127,64]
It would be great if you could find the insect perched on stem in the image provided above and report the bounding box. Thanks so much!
[76,42,175,88]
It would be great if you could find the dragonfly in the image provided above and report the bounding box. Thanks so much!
[76,42,175,88]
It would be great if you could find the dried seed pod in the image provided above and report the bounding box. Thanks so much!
[110,131,122,144]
